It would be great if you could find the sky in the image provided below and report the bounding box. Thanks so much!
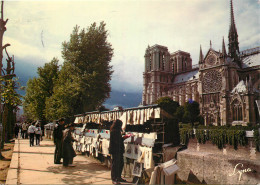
[3,0,260,94]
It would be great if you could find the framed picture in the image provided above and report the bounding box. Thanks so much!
[132,161,142,177]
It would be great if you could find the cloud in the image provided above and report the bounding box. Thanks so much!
[4,0,259,94]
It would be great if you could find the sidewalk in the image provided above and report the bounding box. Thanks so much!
[6,138,114,184]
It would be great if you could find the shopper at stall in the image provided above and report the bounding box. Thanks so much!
[35,123,42,145]
[54,118,65,164]
[28,122,36,146]
[109,119,131,184]
[62,123,77,167]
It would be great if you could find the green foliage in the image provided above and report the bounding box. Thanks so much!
[0,77,22,142]
[179,126,193,145]
[209,129,247,150]
[98,105,109,112]
[174,106,184,122]
[179,124,254,150]
[23,58,59,121]
[183,101,200,125]
[155,97,179,115]
[182,111,191,123]
[45,22,113,120]
[0,77,22,107]
[195,129,208,144]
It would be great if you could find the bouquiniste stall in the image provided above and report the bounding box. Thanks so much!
[72,104,179,178]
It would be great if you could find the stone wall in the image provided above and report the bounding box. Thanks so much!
[165,138,260,184]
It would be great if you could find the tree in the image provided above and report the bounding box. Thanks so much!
[97,105,109,112]
[183,100,200,125]
[23,58,59,122]
[174,106,185,122]
[155,97,179,115]
[0,77,22,145]
[45,22,113,120]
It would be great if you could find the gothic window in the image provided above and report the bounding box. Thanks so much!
[233,73,236,88]
[159,53,161,69]
[232,99,243,121]
[182,57,184,72]
[162,54,165,70]
[172,62,174,74]
[209,115,215,124]
[207,55,216,65]
[149,54,152,71]
[202,70,222,93]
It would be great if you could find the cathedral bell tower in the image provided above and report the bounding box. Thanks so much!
[142,45,171,105]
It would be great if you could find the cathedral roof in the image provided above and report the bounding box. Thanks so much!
[241,52,260,69]
[173,69,199,84]
[231,80,246,93]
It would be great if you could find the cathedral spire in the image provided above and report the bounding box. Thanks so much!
[199,45,204,64]
[222,37,227,57]
[228,0,240,60]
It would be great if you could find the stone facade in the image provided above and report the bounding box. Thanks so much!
[142,0,260,125]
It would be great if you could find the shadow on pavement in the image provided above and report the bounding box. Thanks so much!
[47,160,111,184]
[13,151,54,155]
[38,144,55,147]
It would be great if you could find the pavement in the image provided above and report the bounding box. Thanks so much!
[6,137,132,184]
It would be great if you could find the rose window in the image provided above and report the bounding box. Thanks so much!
[202,70,222,93]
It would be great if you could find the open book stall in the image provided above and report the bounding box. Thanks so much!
[72,105,173,179]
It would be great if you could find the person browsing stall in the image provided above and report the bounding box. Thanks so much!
[54,118,65,164]
[62,123,77,167]
[109,119,132,184]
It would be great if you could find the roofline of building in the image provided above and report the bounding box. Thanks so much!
[171,50,190,56]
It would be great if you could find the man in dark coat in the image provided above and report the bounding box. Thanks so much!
[62,123,77,167]
[14,123,20,139]
[109,119,130,184]
[54,118,65,164]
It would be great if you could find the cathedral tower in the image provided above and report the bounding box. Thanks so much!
[142,45,171,105]
[228,0,240,65]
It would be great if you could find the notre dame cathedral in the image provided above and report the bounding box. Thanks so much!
[142,0,259,126]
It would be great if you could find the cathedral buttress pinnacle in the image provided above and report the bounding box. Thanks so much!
[199,45,204,64]
[222,37,227,57]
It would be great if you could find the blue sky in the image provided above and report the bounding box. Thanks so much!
[3,0,260,97]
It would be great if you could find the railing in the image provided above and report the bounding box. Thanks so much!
[240,46,260,57]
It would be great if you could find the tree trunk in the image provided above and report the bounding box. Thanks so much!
[2,104,7,146]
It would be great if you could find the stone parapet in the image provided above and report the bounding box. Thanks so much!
[176,149,260,184]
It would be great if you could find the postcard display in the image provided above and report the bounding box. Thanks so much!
[73,105,166,177]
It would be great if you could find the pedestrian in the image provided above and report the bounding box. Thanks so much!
[14,123,20,139]
[54,118,65,164]
[62,123,77,167]
[35,123,42,145]
[22,122,27,139]
[109,119,131,184]
[26,122,30,139]
[28,122,36,147]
